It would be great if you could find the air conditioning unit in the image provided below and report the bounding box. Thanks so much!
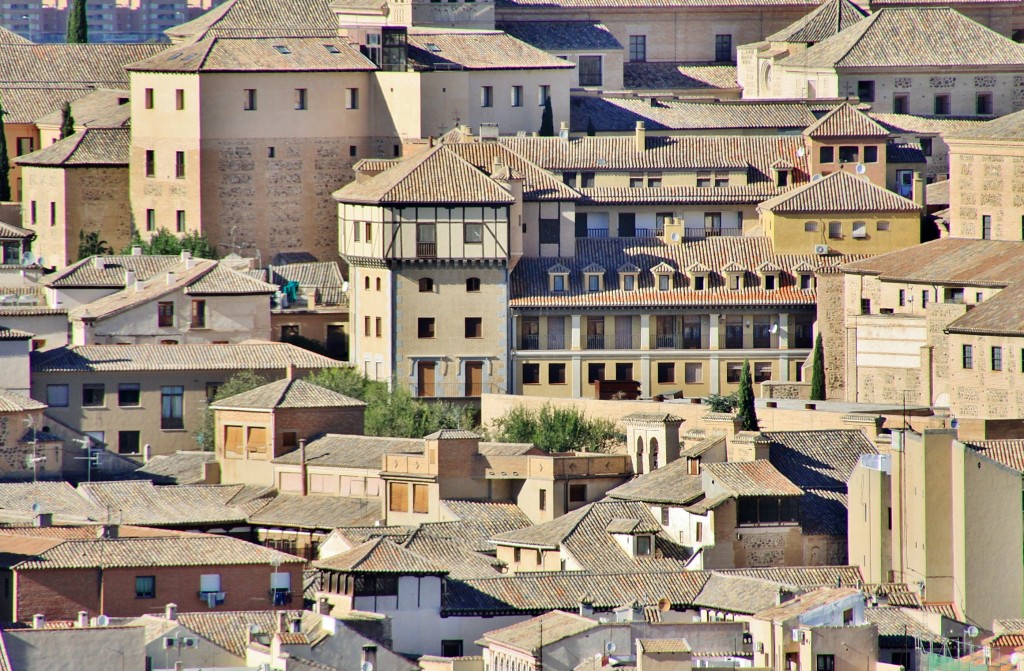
[163,637,176,649]
[182,637,198,648]
[813,244,830,255]
[757,643,765,653]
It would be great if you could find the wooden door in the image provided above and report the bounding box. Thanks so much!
[466,361,483,397]
[417,361,435,397]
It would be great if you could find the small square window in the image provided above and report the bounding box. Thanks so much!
[819,147,834,163]
[685,362,702,384]
[465,222,483,244]
[863,146,878,163]
[838,146,859,163]
[726,362,743,384]
[465,317,482,338]
[135,575,156,599]
[118,383,141,407]
[522,363,540,384]
[466,277,481,292]
[548,363,566,384]
[82,383,105,407]
[569,483,587,502]
[657,362,675,384]
[118,430,140,454]
[418,318,435,338]
[587,363,605,383]
[47,384,69,407]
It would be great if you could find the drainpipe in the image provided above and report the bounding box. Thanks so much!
[299,439,308,497]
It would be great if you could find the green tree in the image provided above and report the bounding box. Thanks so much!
[77,231,113,260]
[0,101,9,202]
[488,403,618,453]
[179,230,218,259]
[66,0,88,43]
[60,102,75,140]
[538,96,554,137]
[736,359,759,431]
[810,332,826,401]
[705,392,737,413]
[121,228,217,259]
[195,371,268,449]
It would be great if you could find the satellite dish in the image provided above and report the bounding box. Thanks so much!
[249,624,263,634]
[605,642,617,654]
[341,281,349,293]
[855,163,866,175]
[96,615,110,626]
[967,625,980,638]
[950,418,959,429]
[811,174,823,182]
[770,323,779,334]
[796,147,805,157]
[362,662,374,671]
[657,597,671,612]
[30,503,41,513]
[20,251,36,266]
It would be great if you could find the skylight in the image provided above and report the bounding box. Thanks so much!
[274,45,292,54]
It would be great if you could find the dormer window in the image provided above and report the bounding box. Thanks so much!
[622,275,636,291]
[714,172,729,188]
[758,263,781,292]
[800,273,813,290]
[696,172,712,188]
[618,263,639,292]
[582,263,605,292]
[722,263,746,291]
[548,264,570,293]
[694,275,705,291]
[687,262,710,291]
[554,275,566,292]
[659,275,670,291]
[771,159,792,187]
[588,275,601,291]
[651,262,675,292]
[635,535,653,555]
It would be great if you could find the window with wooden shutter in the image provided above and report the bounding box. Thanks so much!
[389,482,409,512]
[413,483,430,514]
[247,426,268,454]
[224,426,244,458]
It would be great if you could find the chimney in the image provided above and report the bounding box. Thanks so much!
[135,277,145,292]
[97,525,118,539]
[143,444,152,463]
[76,611,89,628]
[131,246,142,256]
[285,363,296,381]
[32,614,44,629]
[165,603,178,621]
[34,512,52,528]
[578,600,594,618]
[166,271,176,286]
[635,121,646,152]
[180,250,192,263]
[491,154,504,176]
[299,439,308,497]
[278,611,290,633]
[92,257,106,270]
[124,270,136,288]
[912,171,925,208]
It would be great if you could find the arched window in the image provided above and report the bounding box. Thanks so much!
[650,437,660,471]
[635,436,645,476]
[376,277,381,291]
[364,276,370,290]
[419,278,434,293]
[466,277,481,292]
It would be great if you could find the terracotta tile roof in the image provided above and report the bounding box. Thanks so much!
[133,451,217,485]
[571,97,815,134]
[497,0,817,10]
[0,44,166,87]
[995,619,1024,635]
[509,237,860,310]
[639,639,691,653]
[987,633,1024,648]
[16,127,129,167]
[623,62,739,91]
[406,29,577,71]
[127,36,375,73]
[0,326,32,340]
[704,460,804,497]
[481,611,599,653]
[0,86,103,124]
[964,440,1024,472]
[316,537,449,574]
[945,281,1024,336]
[165,0,336,41]
[865,606,942,640]
[764,429,878,490]
[868,113,986,136]
[269,261,344,291]
[33,88,130,128]
[759,170,919,214]
[0,26,30,44]
[31,342,342,372]
[925,180,949,207]
[841,238,1024,286]
[76,481,263,526]
[446,570,709,614]
[497,21,622,51]
[211,378,365,410]
[435,500,535,550]
[185,263,279,295]
[0,389,44,413]
[766,0,868,43]
[399,528,505,578]
[754,586,863,621]
[45,254,182,287]
[272,434,423,469]
[780,7,1024,69]
[714,565,863,589]
[805,104,890,138]
[0,482,103,522]
[249,494,381,529]
[333,145,518,205]
[0,221,32,239]
[477,443,540,456]
[175,610,316,657]
[947,108,1024,142]
[5,531,302,570]
[693,572,801,614]
[446,141,580,202]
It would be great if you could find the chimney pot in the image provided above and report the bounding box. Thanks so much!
[124,270,136,289]
[131,246,142,256]
[77,611,89,628]
[166,271,176,286]
[635,121,647,153]
[143,444,152,463]
[32,614,44,629]
[165,603,177,621]
[34,512,52,528]
[180,250,191,262]
[92,257,105,270]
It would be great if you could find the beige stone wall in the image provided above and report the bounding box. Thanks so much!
[21,166,68,265]
[702,499,805,569]
[946,331,1024,419]
[802,625,878,671]
[816,272,845,400]
[270,310,348,345]
[947,139,1024,240]
[847,462,892,584]
[348,263,393,381]
[5,122,39,202]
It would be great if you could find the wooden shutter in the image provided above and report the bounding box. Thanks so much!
[389,482,409,512]
[247,426,268,454]
[224,426,244,457]
[413,484,430,514]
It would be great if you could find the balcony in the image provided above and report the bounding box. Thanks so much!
[416,242,436,258]
[411,382,504,398]
[653,333,702,349]
[683,227,742,240]
[585,334,635,350]
[586,228,610,238]
[520,334,540,350]
[519,334,567,350]
[634,227,663,238]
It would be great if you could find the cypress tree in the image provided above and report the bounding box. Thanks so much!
[736,359,759,431]
[66,0,88,44]
[60,102,75,140]
[538,96,554,137]
[0,102,9,202]
[810,333,826,401]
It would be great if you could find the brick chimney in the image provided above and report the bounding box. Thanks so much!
[165,603,178,621]
[635,121,646,152]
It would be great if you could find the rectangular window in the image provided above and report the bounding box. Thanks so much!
[581,172,595,188]
[977,92,993,115]
[175,151,185,178]
[657,362,675,384]
[578,55,602,87]
[934,94,950,115]
[992,346,1003,371]
[413,483,429,514]
[510,85,523,107]
[819,146,834,163]
[539,84,550,105]
[963,344,973,369]
[135,575,156,599]
[418,318,435,338]
[629,35,646,62]
[146,208,155,231]
[481,85,493,107]
[244,88,257,111]
[16,137,34,156]
[899,289,906,307]
[569,483,587,502]
[144,88,154,109]
[829,221,842,239]
[754,362,772,383]
[295,88,307,110]
[982,215,992,240]
[175,89,184,110]
[861,299,871,314]
[47,202,54,227]
[465,317,482,338]
[548,363,566,384]
[587,363,605,383]
[615,362,633,381]
[160,386,184,430]
[539,218,560,245]
[375,318,382,338]
[114,430,141,455]
[30,201,36,225]
[464,222,483,244]
[441,641,464,658]
[877,221,890,231]
[176,210,186,233]
[522,363,540,384]
[364,316,371,336]
[346,87,360,109]
[635,535,652,555]
[863,145,878,163]
[893,94,908,114]
[46,384,69,407]
[118,383,141,407]
[539,489,547,511]
[157,301,174,327]
[714,173,729,188]
[684,362,702,384]
[82,383,105,407]
[145,150,155,177]
[190,299,206,328]
[726,362,743,383]
[389,482,409,512]
[817,655,835,671]
[838,146,859,163]
[857,80,875,102]
[922,290,929,308]
[714,34,732,62]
